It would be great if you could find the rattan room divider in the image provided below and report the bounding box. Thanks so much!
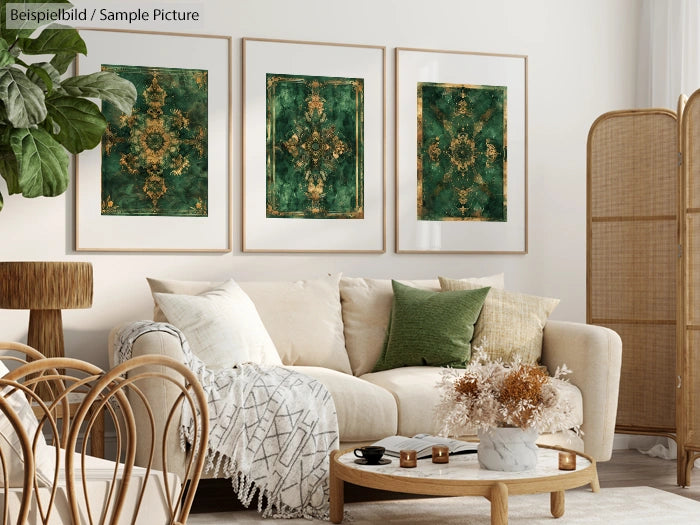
[588,91,700,487]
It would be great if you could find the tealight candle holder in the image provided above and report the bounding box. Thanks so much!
[432,445,449,464]
[400,449,417,468]
[558,451,576,470]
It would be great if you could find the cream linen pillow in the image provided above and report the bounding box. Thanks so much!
[153,279,282,368]
[0,362,53,487]
[340,274,505,376]
[148,274,351,374]
[147,278,221,322]
[439,276,559,365]
[237,274,351,374]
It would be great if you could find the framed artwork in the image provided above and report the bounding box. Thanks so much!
[75,29,232,252]
[396,47,528,253]
[243,38,385,252]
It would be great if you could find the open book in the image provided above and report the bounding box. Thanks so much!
[371,433,478,459]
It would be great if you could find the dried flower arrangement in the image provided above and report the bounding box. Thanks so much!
[436,348,581,436]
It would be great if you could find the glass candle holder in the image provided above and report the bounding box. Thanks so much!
[558,451,576,470]
[399,449,417,468]
[432,445,449,464]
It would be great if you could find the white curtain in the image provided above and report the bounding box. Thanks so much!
[637,0,700,108]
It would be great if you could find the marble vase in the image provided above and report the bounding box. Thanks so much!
[477,427,538,471]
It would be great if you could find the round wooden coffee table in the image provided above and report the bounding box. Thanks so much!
[329,445,598,525]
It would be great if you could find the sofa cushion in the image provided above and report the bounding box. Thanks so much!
[239,274,351,374]
[153,279,282,368]
[148,274,351,374]
[361,367,583,437]
[340,274,504,376]
[286,366,398,441]
[372,282,490,372]
[439,276,559,365]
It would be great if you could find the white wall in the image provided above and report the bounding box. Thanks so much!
[0,0,640,368]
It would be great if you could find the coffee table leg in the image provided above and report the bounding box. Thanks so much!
[550,490,565,518]
[590,470,601,493]
[490,482,508,525]
[330,451,344,523]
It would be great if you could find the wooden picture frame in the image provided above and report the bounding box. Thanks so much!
[243,37,386,253]
[75,29,232,252]
[395,47,528,254]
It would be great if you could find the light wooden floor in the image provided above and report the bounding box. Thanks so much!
[597,449,700,501]
[190,448,700,512]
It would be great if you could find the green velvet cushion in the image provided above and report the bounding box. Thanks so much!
[372,281,490,372]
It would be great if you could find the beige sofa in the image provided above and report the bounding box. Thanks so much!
[109,273,622,479]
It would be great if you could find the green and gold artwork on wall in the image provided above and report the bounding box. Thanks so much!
[417,82,506,221]
[266,73,364,219]
[100,64,208,216]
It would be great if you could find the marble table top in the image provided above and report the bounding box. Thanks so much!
[337,447,591,481]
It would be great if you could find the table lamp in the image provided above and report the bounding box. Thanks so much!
[0,261,93,358]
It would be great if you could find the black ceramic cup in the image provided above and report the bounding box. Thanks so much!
[354,445,385,464]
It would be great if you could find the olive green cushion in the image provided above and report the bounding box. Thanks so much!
[372,281,490,372]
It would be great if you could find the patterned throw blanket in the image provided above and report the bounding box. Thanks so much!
[113,321,339,519]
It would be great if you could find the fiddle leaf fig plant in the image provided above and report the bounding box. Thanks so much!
[0,0,137,211]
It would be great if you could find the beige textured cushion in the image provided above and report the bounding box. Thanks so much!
[286,366,397,441]
[148,274,351,374]
[361,367,582,437]
[0,362,53,487]
[340,275,505,376]
[439,276,559,364]
[153,279,282,368]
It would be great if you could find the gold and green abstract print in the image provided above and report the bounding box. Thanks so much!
[417,82,506,221]
[266,73,364,219]
[100,64,208,216]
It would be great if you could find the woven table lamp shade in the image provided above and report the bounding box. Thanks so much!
[0,262,93,358]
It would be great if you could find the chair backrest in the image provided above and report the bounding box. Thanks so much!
[0,342,209,525]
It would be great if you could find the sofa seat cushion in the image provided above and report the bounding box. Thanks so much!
[286,366,397,442]
[361,367,583,437]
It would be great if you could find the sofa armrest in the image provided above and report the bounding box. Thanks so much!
[540,320,622,462]
[108,322,190,478]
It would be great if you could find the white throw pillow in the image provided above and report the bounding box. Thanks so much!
[0,362,53,487]
[153,279,283,368]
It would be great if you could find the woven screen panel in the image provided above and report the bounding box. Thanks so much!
[588,110,678,434]
[605,322,676,430]
[589,221,676,321]
[686,95,700,210]
[683,94,700,450]
[688,215,700,325]
[686,330,700,445]
[589,112,677,218]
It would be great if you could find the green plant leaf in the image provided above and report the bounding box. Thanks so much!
[0,190,3,211]
[0,39,15,68]
[0,146,19,194]
[10,127,68,197]
[27,62,62,94]
[62,71,137,115]
[47,96,106,154]
[18,26,86,56]
[0,67,47,127]
[1,0,72,43]
[49,51,74,74]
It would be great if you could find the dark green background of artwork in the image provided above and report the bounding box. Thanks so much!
[267,73,364,218]
[101,64,208,216]
[418,82,506,221]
